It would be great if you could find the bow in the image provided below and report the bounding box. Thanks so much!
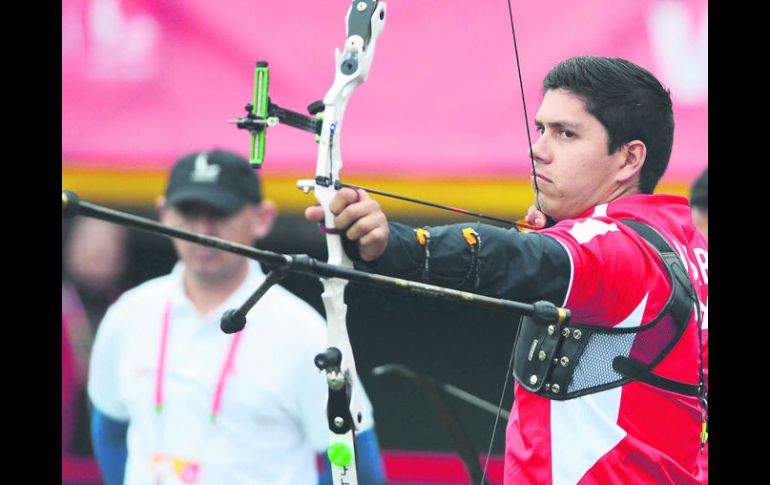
[372,364,514,485]
[304,2,386,482]
[232,1,388,482]
[228,1,537,482]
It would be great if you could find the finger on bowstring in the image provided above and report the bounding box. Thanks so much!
[525,205,546,228]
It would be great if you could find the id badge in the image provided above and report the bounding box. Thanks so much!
[150,452,202,484]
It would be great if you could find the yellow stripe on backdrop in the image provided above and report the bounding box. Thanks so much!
[62,166,691,219]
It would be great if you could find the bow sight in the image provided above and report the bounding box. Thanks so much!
[229,1,385,169]
[227,60,325,168]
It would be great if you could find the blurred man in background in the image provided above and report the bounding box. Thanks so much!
[87,149,384,485]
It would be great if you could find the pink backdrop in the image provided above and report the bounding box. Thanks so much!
[62,0,707,181]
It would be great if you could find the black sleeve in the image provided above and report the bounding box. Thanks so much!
[353,221,571,305]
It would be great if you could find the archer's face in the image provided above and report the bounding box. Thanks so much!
[161,202,260,283]
[529,89,630,221]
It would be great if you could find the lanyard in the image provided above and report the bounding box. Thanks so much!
[154,300,244,423]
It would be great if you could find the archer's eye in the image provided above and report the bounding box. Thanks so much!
[535,126,544,135]
[561,130,575,139]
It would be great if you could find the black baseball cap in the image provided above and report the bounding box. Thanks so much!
[165,150,263,214]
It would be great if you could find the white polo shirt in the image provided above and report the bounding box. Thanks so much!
[88,260,374,485]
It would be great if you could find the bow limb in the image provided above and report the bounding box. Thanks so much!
[311,2,387,483]
[373,364,500,485]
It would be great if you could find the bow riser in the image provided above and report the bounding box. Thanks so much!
[313,3,386,483]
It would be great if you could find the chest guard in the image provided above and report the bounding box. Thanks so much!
[512,220,703,400]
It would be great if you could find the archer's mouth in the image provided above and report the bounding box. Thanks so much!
[532,172,552,184]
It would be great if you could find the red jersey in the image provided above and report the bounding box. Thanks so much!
[504,194,708,484]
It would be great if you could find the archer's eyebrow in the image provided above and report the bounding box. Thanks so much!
[534,119,583,131]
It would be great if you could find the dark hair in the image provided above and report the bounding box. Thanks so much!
[689,167,707,211]
[542,56,674,194]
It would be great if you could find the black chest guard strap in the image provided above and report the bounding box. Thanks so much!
[512,220,703,400]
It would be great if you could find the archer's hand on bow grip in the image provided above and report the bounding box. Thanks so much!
[305,187,389,262]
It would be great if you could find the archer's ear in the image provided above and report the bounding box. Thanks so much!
[616,140,646,186]
[252,199,278,241]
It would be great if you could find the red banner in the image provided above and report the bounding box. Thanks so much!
[63,0,707,182]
